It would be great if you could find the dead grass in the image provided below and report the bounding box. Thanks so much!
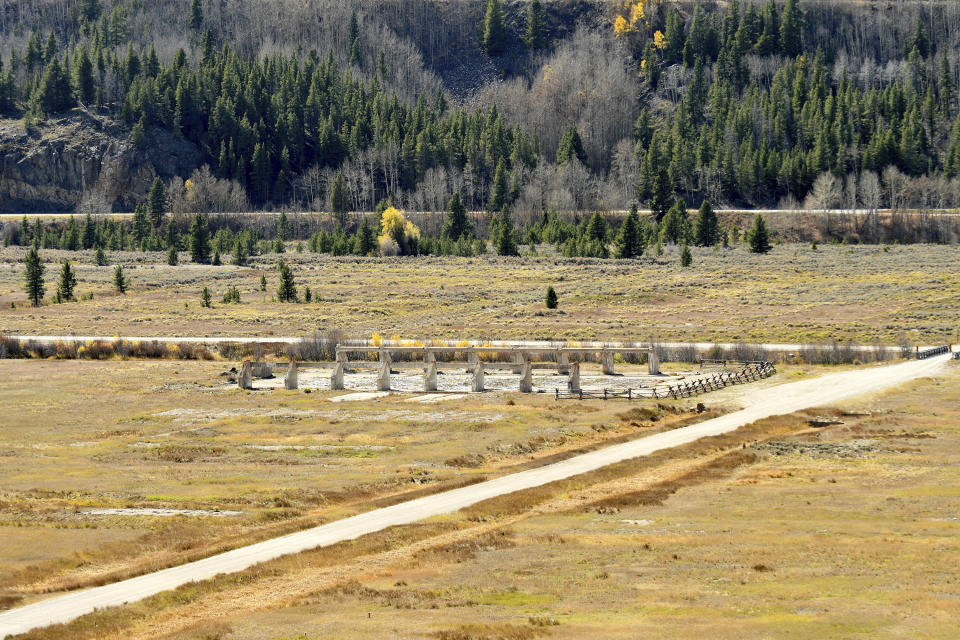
[1,243,958,344]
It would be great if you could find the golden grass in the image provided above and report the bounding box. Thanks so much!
[1,243,958,344]
[64,362,958,640]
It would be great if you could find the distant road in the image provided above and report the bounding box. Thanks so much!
[5,335,909,354]
[0,353,950,638]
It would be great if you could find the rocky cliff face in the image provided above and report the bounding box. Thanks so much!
[0,110,200,213]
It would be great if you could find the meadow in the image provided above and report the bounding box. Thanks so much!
[11,360,958,640]
[2,242,959,345]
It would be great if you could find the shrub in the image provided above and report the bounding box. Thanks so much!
[545,286,558,309]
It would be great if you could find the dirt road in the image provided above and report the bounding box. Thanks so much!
[0,353,950,638]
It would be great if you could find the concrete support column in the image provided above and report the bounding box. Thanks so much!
[512,351,524,374]
[424,361,438,391]
[284,360,298,390]
[519,354,533,393]
[648,347,660,375]
[238,360,253,390]
[568,361,581,392]
[330,359,345,390]
[377,351,392,392]
[557,349,569,368]
[472,361,485,392]
[467,349,479,365]
[601,350,615,375]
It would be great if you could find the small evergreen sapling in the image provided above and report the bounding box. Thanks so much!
[113,265,127,294]
[545,286,558,309]
[56,260,77,302]
[201,286,211,307]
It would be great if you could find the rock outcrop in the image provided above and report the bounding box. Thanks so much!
[0,109,200,213]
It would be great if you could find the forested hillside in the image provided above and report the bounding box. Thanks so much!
[1,0,960,215]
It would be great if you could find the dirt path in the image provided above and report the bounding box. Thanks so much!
[0,353,949,639]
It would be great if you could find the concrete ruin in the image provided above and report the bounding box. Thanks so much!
[328,344,658,393]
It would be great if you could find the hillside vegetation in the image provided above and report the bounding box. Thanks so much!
[1,0,959,217]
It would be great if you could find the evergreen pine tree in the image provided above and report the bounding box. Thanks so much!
[232,238,248,266]
[167,245,178,265]
[525,0,548,50]
[495,208,518,256]
[442,192,471,240]
[680,242,692,267]
[545,285,558,309]
[23,246,45,306]
[556,126,586,165]
[56,260,77,302]
[649,166,673,223]
[260,273,267,291]
[659,198,691,245]
[330,171,350,224]
[779,0,804,57]
[189,212,211,263]
[201,286,211,307]
[147,177,166,228]
[277,211,290,241]
[132,204,151,246]
[483,0,508,56]
[615,206,643,258]
[693,200,719,246]
[113,265,127,293]
[304,286,312,303]
[488,159,509,212]
[37,57,74,114]
[73,47,95,105]
[189,0,204,31]
[81,213,96,249]
[94,247,107,266]
[212,250,221,266]
[276,260,298,302]
[748,214,772,253]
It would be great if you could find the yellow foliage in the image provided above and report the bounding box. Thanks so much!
[371,332,383,346]
[614,15,630,36]
[378,207,420,244]
[185,179,194,192]
[390,334,403,344]
[641,59,646,69]
[455,339,471,348]
[653,30,666,50]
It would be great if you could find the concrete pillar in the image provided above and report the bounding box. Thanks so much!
[330,360,344,390]
[238,360,253,390]
[601,349,615,375]
[568,361,581,392]
[512,351,524,374]
[648,347,660,375]
[424,361,438,391]
[472,361,485,392]
[467,349,479,365]
[519,355,533,393]
[377,351,392,392]
[557,349,569,368]
[284,361,298,390]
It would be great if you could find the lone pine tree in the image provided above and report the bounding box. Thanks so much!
[56,260,77,302]
[23,247,45,306]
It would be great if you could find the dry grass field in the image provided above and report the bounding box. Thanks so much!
[0,357,735,612]
[5,360,958,640]
[2,243,959,344]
